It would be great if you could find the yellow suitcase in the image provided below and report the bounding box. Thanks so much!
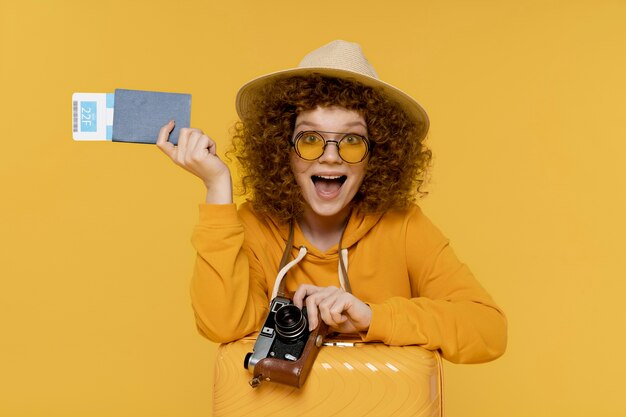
[213,336,443,417]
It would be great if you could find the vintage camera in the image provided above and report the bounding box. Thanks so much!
[244,296,327,388]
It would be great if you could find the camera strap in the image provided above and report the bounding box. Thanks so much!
[272,223,307,300]
[277,222,296,274]
[337,232,352,294]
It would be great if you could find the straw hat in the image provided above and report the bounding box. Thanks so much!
[235,40,429,140]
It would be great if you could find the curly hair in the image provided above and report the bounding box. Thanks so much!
[231,74,431,224]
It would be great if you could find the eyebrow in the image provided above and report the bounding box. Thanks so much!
[294,120,367,131]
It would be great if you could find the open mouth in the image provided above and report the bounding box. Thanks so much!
[311,175,347,196]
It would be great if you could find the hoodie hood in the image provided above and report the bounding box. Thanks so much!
[264,206,384,259]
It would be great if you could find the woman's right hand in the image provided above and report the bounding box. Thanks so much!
[156,121,233,204]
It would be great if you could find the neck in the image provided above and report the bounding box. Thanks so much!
[298,206,351,252]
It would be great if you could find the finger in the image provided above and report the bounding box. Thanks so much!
[187,134,211,167]
[304,294,321,331]
[156,120,176,157]
[195,133,217,157]
[329,297,350,325]
[191,133,216,165]
[305,286,342,329]
[207,138,218,156]
[184,129,205,162]
[293,284,319,308]
[174,128,189,165]
[318,290,347,327]
[176,128,202,165]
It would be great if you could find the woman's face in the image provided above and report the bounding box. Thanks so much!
[290,106,369,224]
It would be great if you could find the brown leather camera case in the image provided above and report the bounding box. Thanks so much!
[252,321,328,388]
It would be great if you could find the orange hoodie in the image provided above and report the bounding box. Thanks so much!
[190,202,507,364]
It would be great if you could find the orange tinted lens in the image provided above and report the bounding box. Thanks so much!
[296,132,325,160]
[338,134,368,163]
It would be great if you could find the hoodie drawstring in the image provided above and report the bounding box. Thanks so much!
[271,221,353,306]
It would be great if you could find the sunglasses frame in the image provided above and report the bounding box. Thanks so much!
[291,130,373,164]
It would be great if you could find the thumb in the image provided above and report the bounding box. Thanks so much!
[156,120,176,157]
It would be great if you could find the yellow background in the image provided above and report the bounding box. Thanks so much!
[2,0,625,415]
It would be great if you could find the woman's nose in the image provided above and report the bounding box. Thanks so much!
[318,140,342,163]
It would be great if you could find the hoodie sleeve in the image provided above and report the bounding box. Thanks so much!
[189,204,269,343]
[363,208,508,364]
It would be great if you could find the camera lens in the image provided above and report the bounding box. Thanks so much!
[274,305,307,341]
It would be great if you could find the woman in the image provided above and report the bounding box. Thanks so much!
[157,40,507,364]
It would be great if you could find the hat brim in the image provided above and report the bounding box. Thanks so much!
[235,67,430,140]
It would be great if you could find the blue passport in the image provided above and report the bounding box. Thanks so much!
[112,89,191,145]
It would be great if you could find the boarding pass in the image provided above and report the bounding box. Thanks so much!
[72,93,114,141]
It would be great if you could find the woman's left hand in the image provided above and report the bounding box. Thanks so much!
[293,284,372,334]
